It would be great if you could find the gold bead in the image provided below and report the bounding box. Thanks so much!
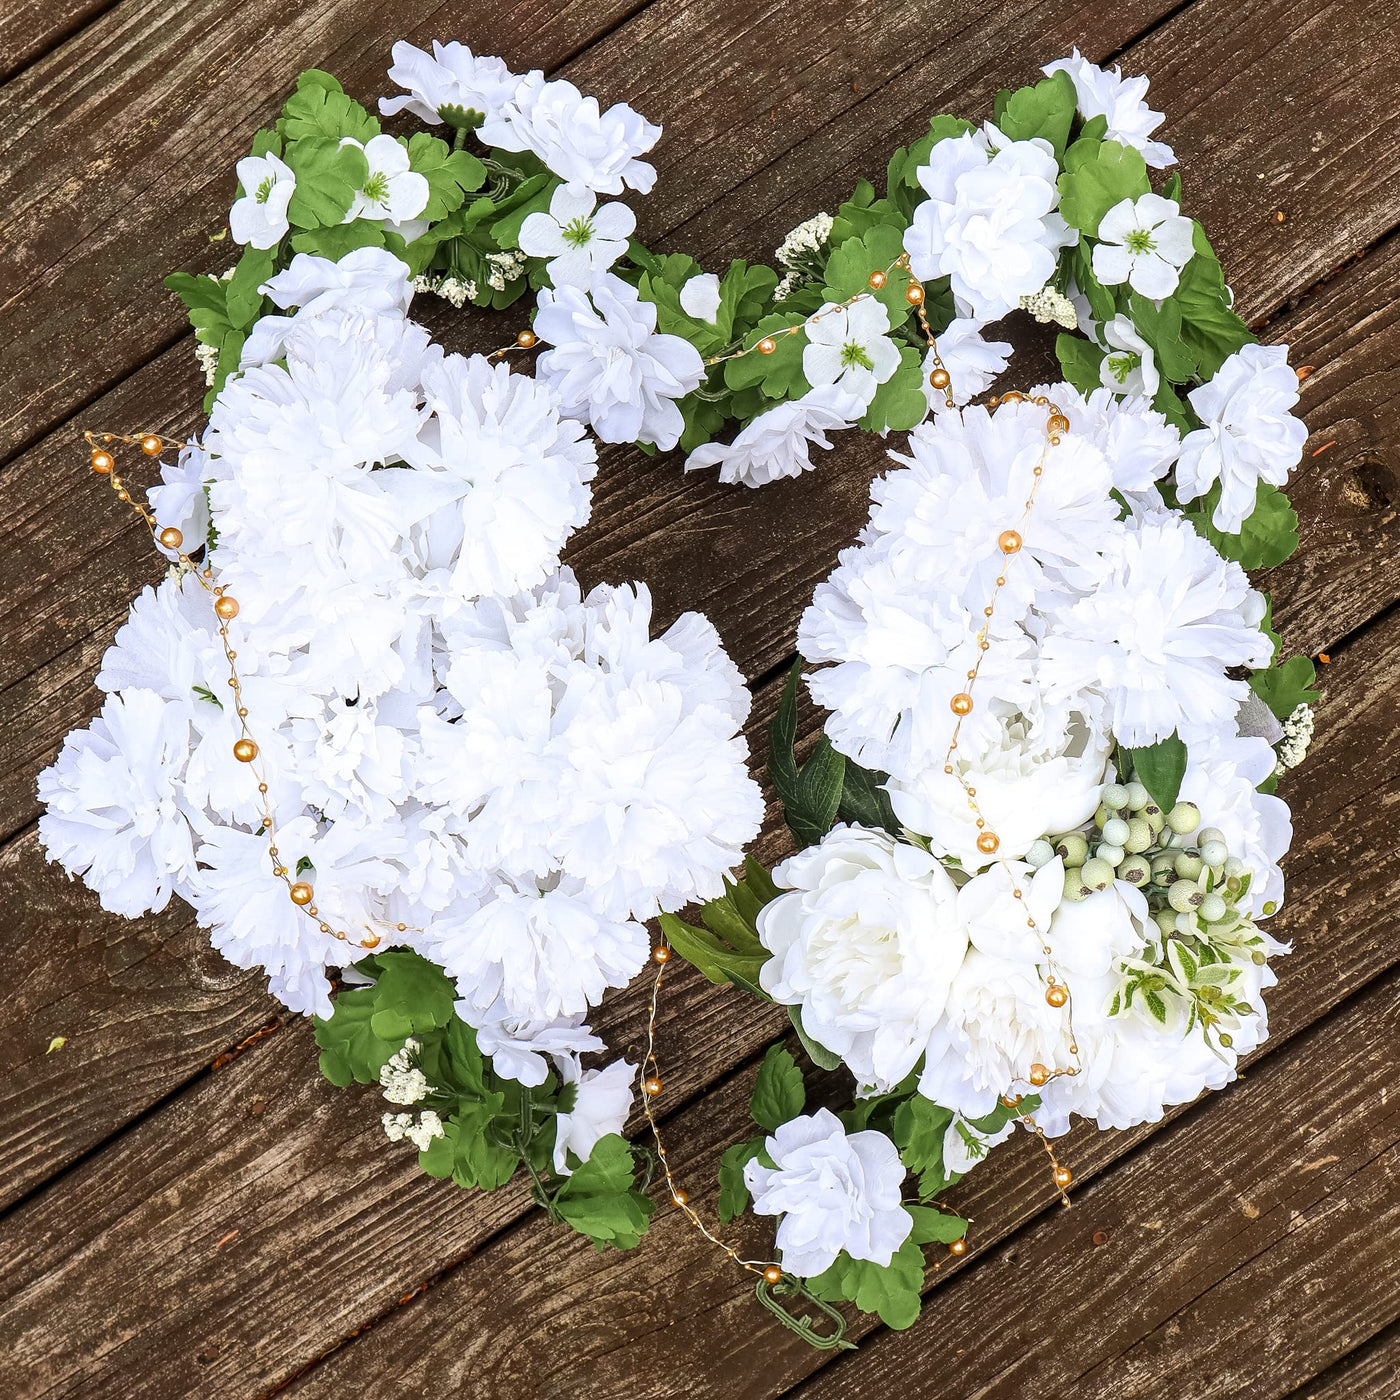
[288,882,314,906]
[1028,1063,1050,1087]
[232,738,258,763]
[158,526,183,550]
[516,328,538,348]
[1001,1094,1022,1108]
[306,905,318,918]
[237,707,249,718]
[257,783,268,794]
[361,934,381,949]
[1046,983,1068,1008]
[929,367,950,389]
[671,1188,689,1207]
[214,595,240,620]
[653,946,671,964]
[757,336,777,356]
[905,282,924,305]
[1001,390,1025,404]
[998,529,1022,554]
[948,1238,968,1257]
[868,270,888,290]
[319,922,331,933]
[976,832,1000,855]
[643,1076,663,1097]
[950,692,973,716]
[1053,1165,1073,1189]
[139,434,163,456]
[116,489,130,502]
[1034,396,1049,406]
[90,449,114,474]
[1048,414,1071,436]
[762,1264,783,1284]
[396,922,407,932]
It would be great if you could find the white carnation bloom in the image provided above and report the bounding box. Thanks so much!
[148,438,211,562]
[479,72,661,195]
[758,827,969,1092]
[1092,193,1195,299]
[924,318,1012,412]
[37,689,199,918]
[904,128,1075,319]
[534,274,705,451]
[412,352,596,600]
[683,386,861,487]
[743,1108,913,1278]
[1041,383,1181,493]
[518,185,635,288]
[229,152,295,249]
[1043,51,1175,169]
[1175,343,1308,532]
[260,248,415,320]
[802,298,901,406]
[551,1056,635,1175]
[379,41,520,126]
[461,1000,604,1087]
[1039,512,1272,748]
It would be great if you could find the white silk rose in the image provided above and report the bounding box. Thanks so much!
[743,1108,912,1277]
[757,826,969,1092]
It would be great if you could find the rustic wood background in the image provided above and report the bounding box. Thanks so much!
[1,1,1398,1395]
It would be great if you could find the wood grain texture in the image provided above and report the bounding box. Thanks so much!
[0,0,118,86]
[272,595,1400,1400]
[1285,1320,1400,1400]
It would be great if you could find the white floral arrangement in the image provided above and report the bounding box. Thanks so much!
[38,42,1316,1344]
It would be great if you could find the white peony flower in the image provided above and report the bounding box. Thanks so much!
[259,248,414,319]
[904,128,1075,320]
[678,272,722,323]
[1175,343,1308,532]
[479,72,661,195]
[229,152,295,249]
[743,1108,913,1278]
[757,826,969,1092]
[683,386,862,487]
[518,185,635,288]
[462,1001,604,1087]
[802,298,901,406]
[534,273,705,451]
[379,40,520,127]
[1092,193,1195,298]
[924,317,1012,412]
[340,135,429,227]
[1039,511,1272,748]
[37,689,199,919]
[551,1056,636,1174]
[1099,313,1159,399]
[1043,51,1175,168]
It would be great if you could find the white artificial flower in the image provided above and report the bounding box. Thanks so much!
[462,1001,604,1087]
[758,826,969,1091]
[551,1056,635,1174]
[802,298,900,406]
[379,1039,431,1104]
[1020,286,1079,328]
[534,273,705,450]
[340,135,430,226]
[776,213,834,268]
[261,247,415,319]
[412,352,596,600]
[744,1108,912,1277]
[904,129,1075,319]
[379,40,520,126]
[229,152,295,249]
[518,185,635,287]
[1092,193,1194,298]
[683,386,861,487]
[37,689,199,918]
[942,1112,1014,1175]
[1275,702,1314,774]
[1099,313,1159,399]
[1043,51,1175,168]
[678,272,722,323]
[1039,512,1272,748]
[924,317,1012,411]
[1175,343,1308,532]
[148,438,211,562]
[1044,383,1181,493]
[479,72,661,195]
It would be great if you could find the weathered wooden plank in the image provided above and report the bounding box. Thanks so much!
[0,0,116,87]
[1284,1319,1400,1400]
[245,593,1400,1399]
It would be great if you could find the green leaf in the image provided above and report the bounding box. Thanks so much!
[718,1135,768,1222]
[277,74,380,143]
[1186,481,1299,569]
[1068,238,1119,325]
[892,1094,954,1198]
[837,760,901,837]
[789,1005,843,1072]
[1055,332,1105,396]
[994,70,1077,160]
[1057,139,1150,236]
[1249,654,1319,721]
[750,1044,806,1132]
[822,223,913,321]
[887,115,974,212]
[830,177,907,245]
[1162,223,1254,379]
[284,136,367,229]
[769,661,802,813]
[553,1135,656,1250]
[223,245,276,327]
[313,987,397,1086]
[289,219,388,260]
[364,949,458,1042]
[807,1239,925,1329]
[1128,292,1195,384]
[790,738,846,848]
[904,1204,967,1246]
[858,346,929,433]
[723,312,810,401]
[1128,733,1188,812]
[657,859,776,990]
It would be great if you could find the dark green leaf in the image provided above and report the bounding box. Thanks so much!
[769,661,802,811]
[718,1136,768,1221]
[790,738,846,848]
[837,760,901,836]
[1128,733,1188,812]
[553,1135,656,1250]
[750,1044,806,1132]
[807,1239,925,1328]
[789,1005,843,1072]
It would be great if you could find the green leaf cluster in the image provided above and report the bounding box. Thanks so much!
[1185,481,1299,569]
[658,855,779,992]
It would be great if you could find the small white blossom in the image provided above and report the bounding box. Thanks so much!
[1100,313,1159,399]
[379,41,520,127]
[519,185,634,288]
[776,213,834,268]
[772,270,801,303]
[406,1110,445,1152]
[1020,286,1079,328]
[229,152,295,250]
[436,276,473,307]
[1275,702,1314,774]
[379,1038,433,1104]
[485,248,528,292]
[381,1111,413,1142]
[803,298,900,406]
[340,135,429,227]
[1043,50,1175,169]
[195,342,220,387]
[1093,193,1195,299]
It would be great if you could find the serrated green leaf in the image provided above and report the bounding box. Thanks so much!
[284,136,367,229]
[751,1044,806,1132]
[1128,292,1195,384]
[313,987,397,1086]
[859,346,928,433]
[830,177,907,245]
[1057,139,1150,235]
[822,223,913,321]
[1186,481,1299,569]
[892,1094,954,1199]
[278,78,380,143]
[1249,653,1319,721]
[1163,223,1254,379]
[1056,332,1106,395]
[223,245,275,328]
[1128,733,1188,812]
[553,1134,656,1250]
[718,1135,768,1221]
[365,949,457,1041]
[905,1204,967,1246]
[994,70,1076,159]
[807,1238,925,1328]
[723,312,810,400]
